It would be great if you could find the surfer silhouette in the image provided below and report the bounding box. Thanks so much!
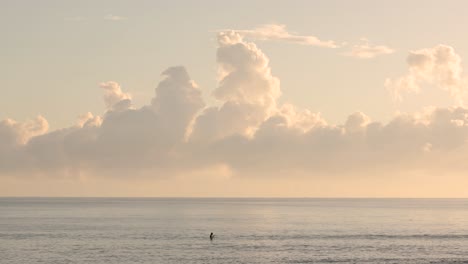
[210,232,214,240]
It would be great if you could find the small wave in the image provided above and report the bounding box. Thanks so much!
[234,233,468,240]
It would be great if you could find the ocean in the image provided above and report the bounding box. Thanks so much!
[1,198,468,263]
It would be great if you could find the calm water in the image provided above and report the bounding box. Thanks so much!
[2,198,468,264]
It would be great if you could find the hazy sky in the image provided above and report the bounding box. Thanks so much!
[2,1,468,197]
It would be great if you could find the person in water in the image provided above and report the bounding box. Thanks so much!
[210,232,214,240]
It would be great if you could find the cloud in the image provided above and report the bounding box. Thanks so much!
[100,81,132,111]
[186,105,468,181]
[3,31,468,196]
[104,14,127,21]
[386,45,468,104]
[225,25,396,61]
[0,116,49,175]
[77,112,102,128]
[0,66,204,177]
[343,38,394,59]
[0,116,48,146]
[190,31,281,141]
[226,24,338,48]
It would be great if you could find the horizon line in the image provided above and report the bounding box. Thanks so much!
[1,196,468,199]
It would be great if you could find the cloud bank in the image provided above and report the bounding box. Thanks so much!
[2,32,468,196]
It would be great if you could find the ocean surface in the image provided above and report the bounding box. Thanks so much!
[1,198,468,264]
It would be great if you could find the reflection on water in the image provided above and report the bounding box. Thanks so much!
[1,198,468,263]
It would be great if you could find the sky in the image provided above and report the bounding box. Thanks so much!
[2,0,468,197]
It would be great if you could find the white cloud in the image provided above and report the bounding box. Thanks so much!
[226,24,338,48]
[344,39,394,59]
[190,31,281,142]
[100,81,132,111]
[0,116,49,175]
[77,112,102,128]
[0,116,48,145]
[386,45,468,104]
[225,25,397,61]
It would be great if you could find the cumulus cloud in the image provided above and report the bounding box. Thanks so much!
[0,116,48,145]
[343,38,394,59]
[100,81,132,111]
[4,32,468,196]
[190,31,281,141]
[186,105,468,181]
[0,116,49,175]
[226,24,338,48]
[386,45,468,104]
[77,112,102,128]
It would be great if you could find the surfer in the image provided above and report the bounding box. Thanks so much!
[210,232,214,240]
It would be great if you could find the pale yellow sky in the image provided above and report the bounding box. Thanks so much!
[2,1,468,197]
